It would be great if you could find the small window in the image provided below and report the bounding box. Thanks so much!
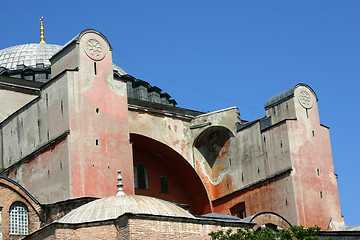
[0,206,3,239]
[230,202,246,219]
[134,164,148,189]
[236,209,245,219]
[160,176,169,193]
[9,202,28,235]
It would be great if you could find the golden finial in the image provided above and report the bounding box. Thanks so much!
[40,16,46,44]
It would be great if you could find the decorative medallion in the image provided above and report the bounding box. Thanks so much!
[85,39,105,60]
[298,90,313,109]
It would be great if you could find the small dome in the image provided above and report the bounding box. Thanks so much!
[59,195,195,224]
[0,44,62,70]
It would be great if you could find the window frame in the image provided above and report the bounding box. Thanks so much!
[134,163,149,189]
[9,202,28,235]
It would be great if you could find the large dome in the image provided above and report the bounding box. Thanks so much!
[0,43,62,70]
[0,41,175,106]
[0,43,127,75]
[58,195,195,224]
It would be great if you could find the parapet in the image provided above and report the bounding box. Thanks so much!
[264,83,317,110]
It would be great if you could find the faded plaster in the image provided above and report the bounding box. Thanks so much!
[0,29,344,232]
[0,90,38,122]
[128,110,193,164]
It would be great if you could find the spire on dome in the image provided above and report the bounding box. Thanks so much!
[40,16,46,44]
[116,170,126,196]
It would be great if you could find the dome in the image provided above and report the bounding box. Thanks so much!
[0,43,127,75]
[0,44,62,70]
[58,195,195,224]
[0,39,175,105]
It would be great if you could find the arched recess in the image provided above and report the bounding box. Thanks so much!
[247,212,292,232]
[193,126,235,185]
[130,133,212,215]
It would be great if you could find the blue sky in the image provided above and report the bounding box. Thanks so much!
[0,0,359,226]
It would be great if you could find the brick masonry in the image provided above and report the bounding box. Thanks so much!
[0,178,41,240]
[25,214,249,240]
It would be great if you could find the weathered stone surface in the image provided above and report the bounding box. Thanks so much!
[0,29,345,239]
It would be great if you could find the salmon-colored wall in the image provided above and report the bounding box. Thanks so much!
[67,32,134,199]
[193,127,235,200]
[288,98,343,229]
[8,136,70,204]
[212,172,298,225]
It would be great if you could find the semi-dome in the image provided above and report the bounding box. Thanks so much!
[59,194,195,224]
[0,43,62,70]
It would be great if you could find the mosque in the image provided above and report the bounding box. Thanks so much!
[0,18,348,239]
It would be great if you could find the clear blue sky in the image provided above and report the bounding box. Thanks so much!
[1,0,359,226]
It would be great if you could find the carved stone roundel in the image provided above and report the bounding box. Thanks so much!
[298,90,313,109]
[85,39,105,60]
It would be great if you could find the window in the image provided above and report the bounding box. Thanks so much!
[0,206,3,240]
[160,176,169,193]
[9,202,28,235]
[230,202,246,219]
[134,164,148,189]
[236,209,245,219]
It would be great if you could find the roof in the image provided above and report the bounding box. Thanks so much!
[264,83,317,109]
[0,43,62,70]
[199,213,252,223]
[58,195,195,224]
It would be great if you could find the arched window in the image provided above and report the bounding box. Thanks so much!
[9,202,28,235]
[134,163,148,189]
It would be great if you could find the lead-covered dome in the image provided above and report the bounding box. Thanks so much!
[59,195,195,224]
[0,43,128,75]
[0,43,62,70]
[0,35,176,106]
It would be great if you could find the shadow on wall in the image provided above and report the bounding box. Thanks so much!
[130,133,212,215]
[194,126,235,182]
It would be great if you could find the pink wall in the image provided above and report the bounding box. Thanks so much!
[67,32,134,199]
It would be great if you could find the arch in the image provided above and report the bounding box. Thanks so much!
[193,125,235,144]
[247,212,292,232]
[194,126,234,168]
[0,176,42,239]
[130,133,212,215]
[0,176,41,216]
[9,202,28,235]
[78,29,112,50]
